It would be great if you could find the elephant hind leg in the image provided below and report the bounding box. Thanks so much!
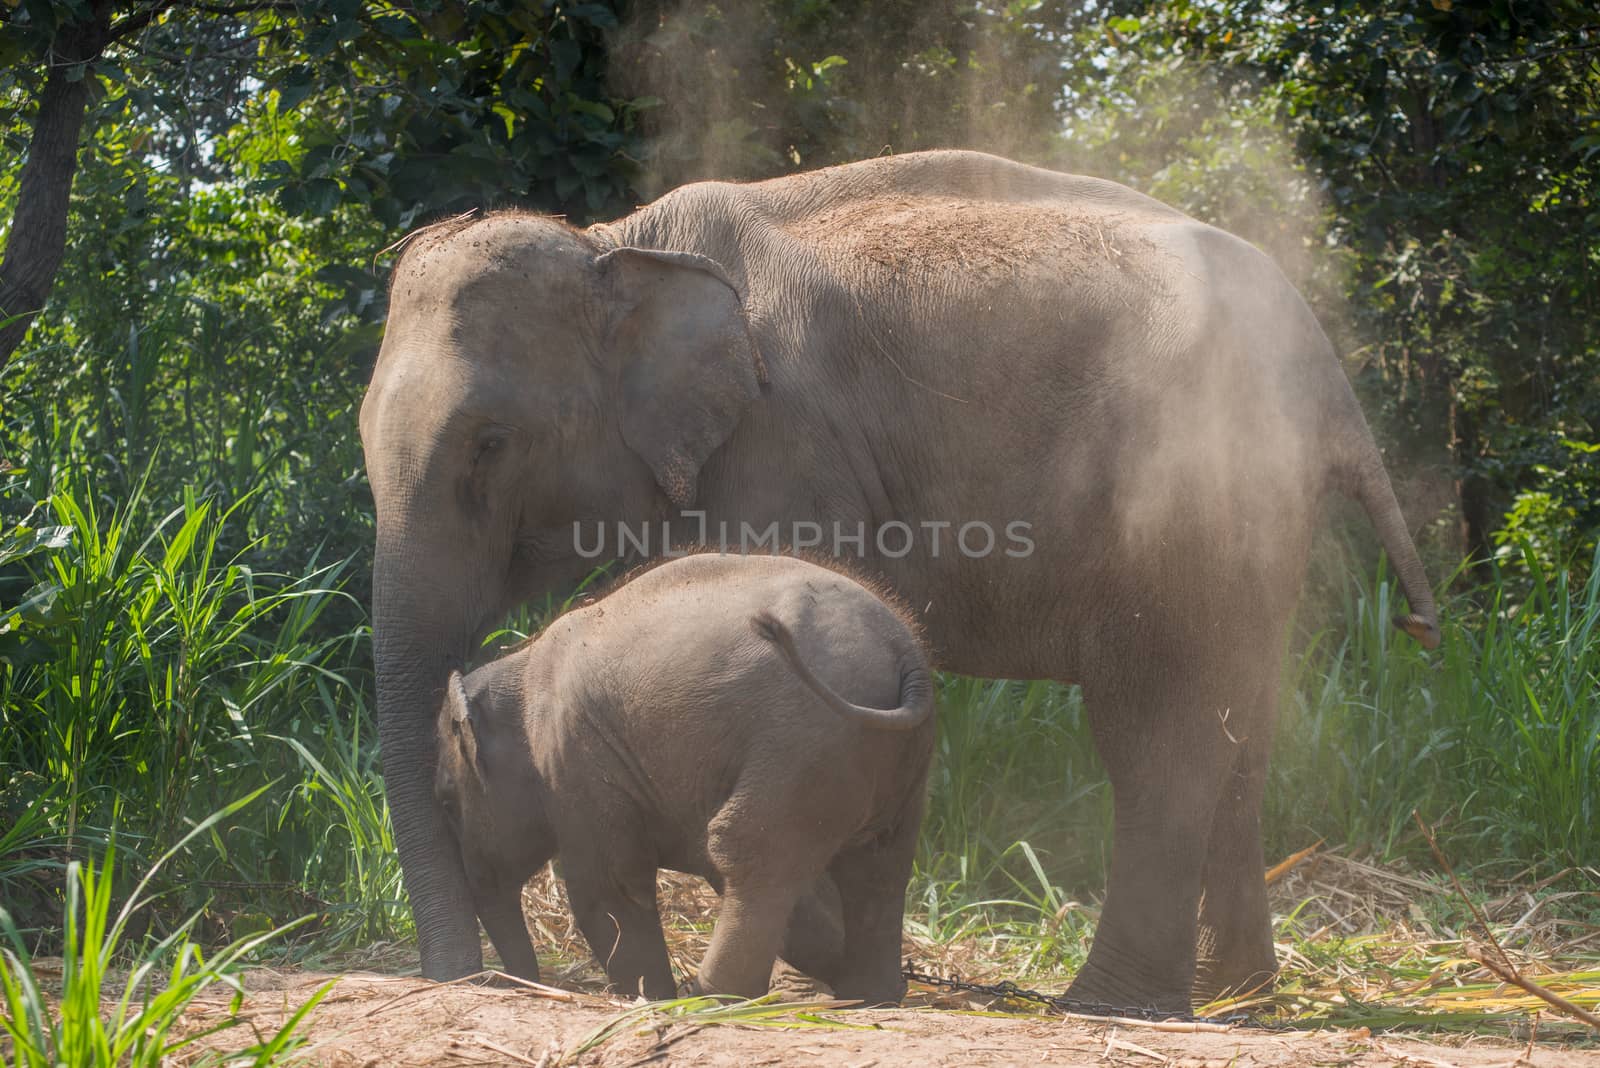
[699,876,809,998]
[1065,662,1263,1015]
[1194,716,1279,1006]
[781,874,845,981]
[700,783,851,998]
[824,814,921,1006]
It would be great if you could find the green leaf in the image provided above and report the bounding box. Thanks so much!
[566,97,614,124]
[300,178,342,216]
[370,14,417,40]
[549,37,582,84]
[274,66,316,113]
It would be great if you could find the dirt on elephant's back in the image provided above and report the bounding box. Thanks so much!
[173,968,1597,1067]
[776,195,1156,279]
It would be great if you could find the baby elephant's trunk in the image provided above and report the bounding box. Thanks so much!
[751,611,934,731]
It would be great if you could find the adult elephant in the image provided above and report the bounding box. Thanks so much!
[360,149,1438,1011]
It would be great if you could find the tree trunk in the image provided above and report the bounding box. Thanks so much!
[0,4,113,370]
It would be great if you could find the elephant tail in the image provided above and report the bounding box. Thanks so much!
[751,611,935,731]
[1346,442,1442,650]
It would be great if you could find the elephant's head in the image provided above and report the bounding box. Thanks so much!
[360,213,762,979]
[434,669,550,981]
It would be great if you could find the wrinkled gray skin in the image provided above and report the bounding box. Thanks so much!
[361,149,1439,1012]
[433,553,935,1002]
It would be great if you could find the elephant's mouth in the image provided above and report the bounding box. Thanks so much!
[509,527,576,582]
[510,525,619,604]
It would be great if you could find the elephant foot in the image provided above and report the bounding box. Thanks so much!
[829,972,906,1007]
[473,970,536,990]
[769,958,836,1002]
[1193,923,1279,1008]
[1063,960,1192,1019]
[1192,958,1277,1008]
[689,971,768,1001]
[417,939,485,983]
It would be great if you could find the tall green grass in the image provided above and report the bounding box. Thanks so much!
[910,679,1104,962]
[0,794,331,1067]
[278,703,409,946]
[1269,543,1600,869]
[0,468,381,946]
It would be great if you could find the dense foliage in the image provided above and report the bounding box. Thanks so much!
[1103,0,1600,572]
[1,0,1596,980]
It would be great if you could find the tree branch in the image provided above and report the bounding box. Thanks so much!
[107,0,300,40]
[185,0,301,16]
[107,1,182,44]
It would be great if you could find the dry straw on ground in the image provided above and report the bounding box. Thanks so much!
[8,850,1598,1066]
[510,847,1599,1036]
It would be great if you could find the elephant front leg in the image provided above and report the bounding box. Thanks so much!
[564,864,676,1001]
[1194,724,1279,1005]
[474,878,542,982]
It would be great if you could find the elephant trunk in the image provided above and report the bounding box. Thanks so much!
[372,550,484,980]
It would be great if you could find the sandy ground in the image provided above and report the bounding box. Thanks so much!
[172,967,1600,1068]
[154,857,1600,1066]
[12,860,1593,1065]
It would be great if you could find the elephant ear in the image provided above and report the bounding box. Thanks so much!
[444,671,486,779]
[596,246,765,509]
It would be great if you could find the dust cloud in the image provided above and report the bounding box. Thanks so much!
[607,1,1078,198]
[601,1,1449,566]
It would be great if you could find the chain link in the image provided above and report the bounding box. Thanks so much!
[901,960,1258,1027]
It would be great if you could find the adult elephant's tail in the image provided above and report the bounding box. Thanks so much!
[1343,440,1442,649]
[752,611,935,730]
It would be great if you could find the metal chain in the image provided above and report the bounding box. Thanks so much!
[901,960,1258,1027]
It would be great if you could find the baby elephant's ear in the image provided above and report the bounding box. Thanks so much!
[446,671,472,730]
[444,671,483,771]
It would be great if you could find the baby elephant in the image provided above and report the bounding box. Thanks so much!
[434,552,936,1003]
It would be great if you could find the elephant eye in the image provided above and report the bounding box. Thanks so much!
[471,425,514,465]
